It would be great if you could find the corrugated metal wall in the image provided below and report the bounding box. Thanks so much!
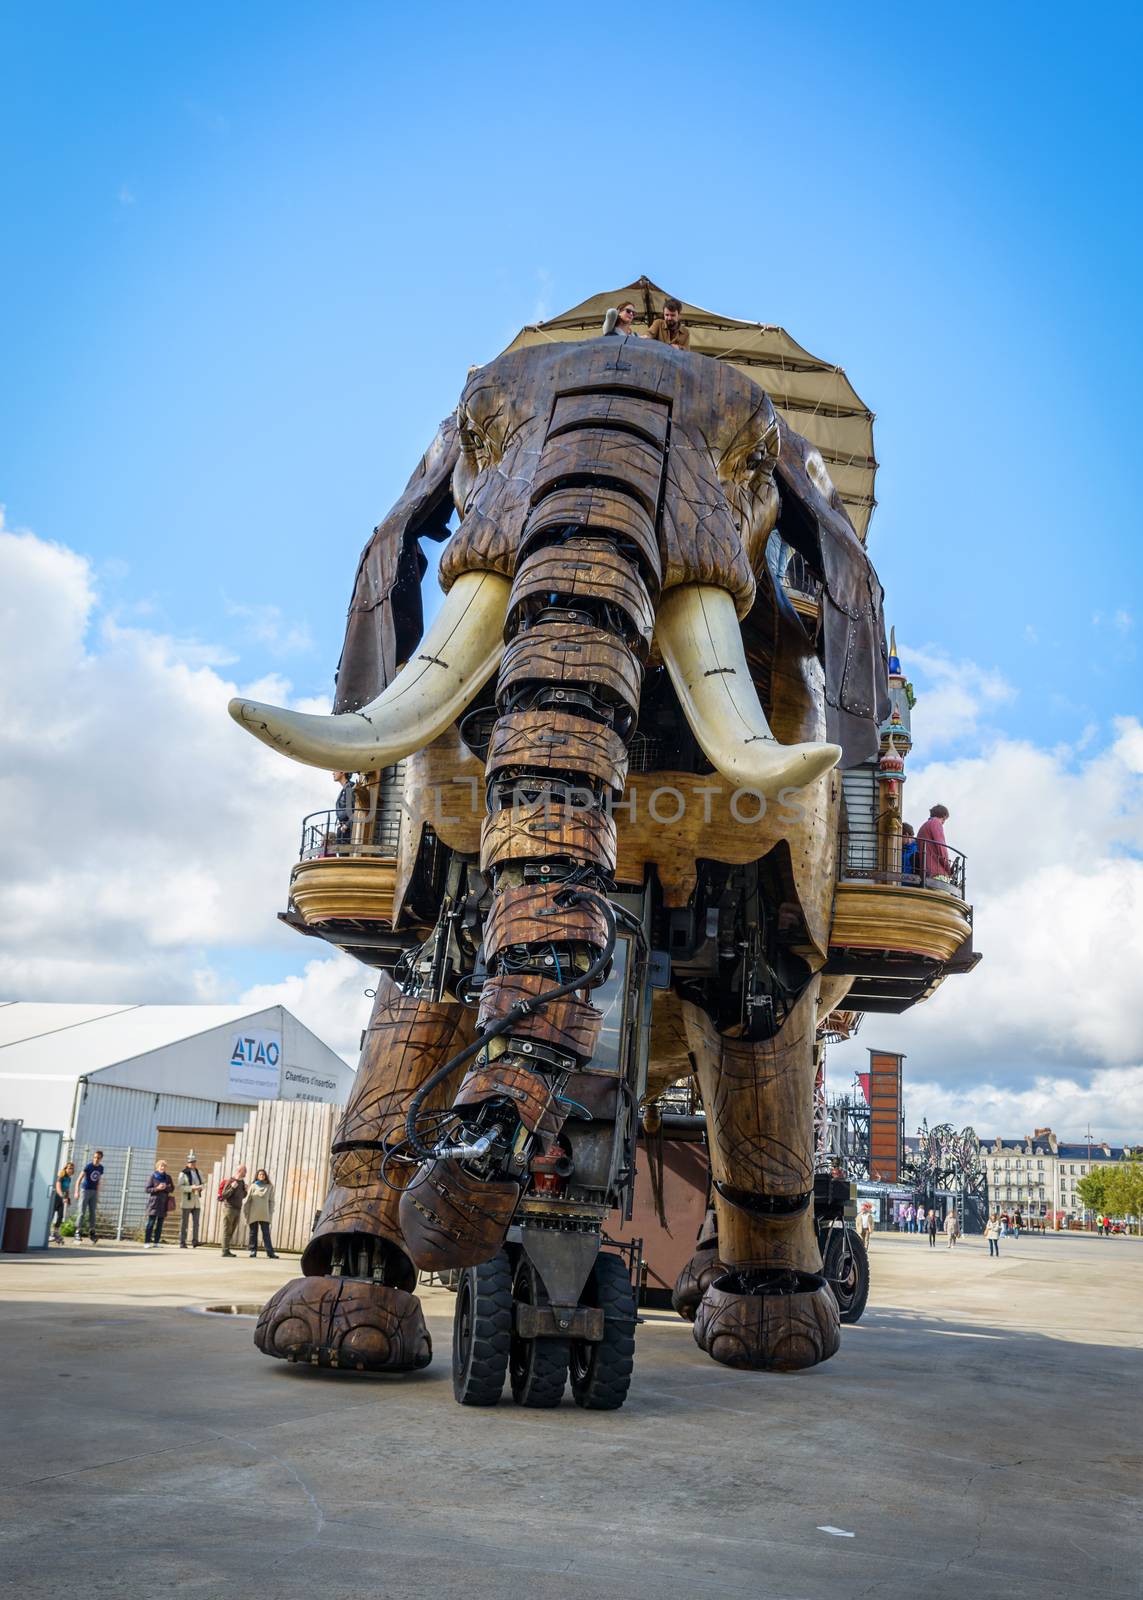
[73,1081,255,1153]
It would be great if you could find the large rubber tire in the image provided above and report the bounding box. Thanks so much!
[452,1251,512,1405]
[570,1251,637,1410]
[509,1257,568,1408]
[823,1227,870,1325]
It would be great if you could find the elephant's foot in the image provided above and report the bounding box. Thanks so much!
[693,1268,840,1372]
[671,1241,724,1322]
[254,1276,433,1373]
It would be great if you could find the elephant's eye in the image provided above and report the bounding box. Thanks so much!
[459,419,495,473]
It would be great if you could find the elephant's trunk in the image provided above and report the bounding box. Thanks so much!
[397,400,662,1268]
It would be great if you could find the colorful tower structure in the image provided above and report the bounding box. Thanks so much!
[875,629,912,879]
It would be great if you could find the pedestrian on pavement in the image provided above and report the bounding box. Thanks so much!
[143,1160,175,1248]
[218,1164,248,1257]
[944,1208,961,1248]
[985,1212,1002,1258]
[857,1203,873,1248]
[927,1209,938,1247]
[50,1161,74,1243]
[244,1168,278,1258]
[177,1151,205,1248]
[76,1151,105,1243]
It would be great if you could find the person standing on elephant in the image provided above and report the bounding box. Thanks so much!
[900,822,918,880]
[143,1160,175,1248]
[601,301,640,337]
[218,1164,247,1257]
[177,1150,205,1248]
[244,1168,277,1258]
[333,770,357,846]
[646,297,691,349]
[917,804,953,884]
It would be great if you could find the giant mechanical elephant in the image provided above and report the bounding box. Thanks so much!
[230,333,889,1394]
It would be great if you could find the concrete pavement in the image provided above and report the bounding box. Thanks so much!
[1,1232,1140,1598]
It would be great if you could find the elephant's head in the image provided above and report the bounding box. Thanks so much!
[230,337,887,791]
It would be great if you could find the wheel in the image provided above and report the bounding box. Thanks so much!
[570,1251,637,1410]
[509,1256,568,1408]
[452,1251,512,1405]
[822,1226,870,1324]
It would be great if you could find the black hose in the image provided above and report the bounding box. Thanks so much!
[402,889,619,1161]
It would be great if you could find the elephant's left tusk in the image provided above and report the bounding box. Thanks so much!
[655,584,842,797]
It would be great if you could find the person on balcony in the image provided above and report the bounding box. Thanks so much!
[334,770,358,846]
[917,804,953,885]
[900,822,918,880]
[646,297,691,349]
[601,301,640,337]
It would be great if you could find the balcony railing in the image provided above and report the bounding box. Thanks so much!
[782,549,823,603]
[837,831,967,898]
[298,806,402,863]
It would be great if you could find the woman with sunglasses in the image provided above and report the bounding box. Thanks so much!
[601,300,640,337]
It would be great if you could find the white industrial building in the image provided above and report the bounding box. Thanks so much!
[0,1002,354,1247]
[0,1001,353,1149]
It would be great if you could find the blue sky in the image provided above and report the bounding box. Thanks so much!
[2,2,1141,1133]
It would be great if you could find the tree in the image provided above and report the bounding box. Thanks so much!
[1076,1168,1113,1216]
[1106,1161,1143,1229]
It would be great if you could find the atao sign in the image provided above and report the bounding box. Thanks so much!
[227,1030,282,1100]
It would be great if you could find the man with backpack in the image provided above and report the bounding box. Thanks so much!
[218,1164,248,1258]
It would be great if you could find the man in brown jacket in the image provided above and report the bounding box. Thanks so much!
[646,297,691,350]
[219,1164,247,1257]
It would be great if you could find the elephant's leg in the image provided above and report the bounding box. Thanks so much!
[400,495,659,1271]
[255,979,474,1371]
[690,979,840,1371]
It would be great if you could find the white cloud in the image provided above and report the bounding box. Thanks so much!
[240,952,374,1066]
[223,599,313,657]
[898,1067,1143,1144]
[899,642,1015,746]
[1092,609,1134,634]
[830,718,1143,1141]
[0,519,334,1002]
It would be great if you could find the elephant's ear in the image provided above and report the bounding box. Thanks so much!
[774,421,890,766]
[332,416,460,714]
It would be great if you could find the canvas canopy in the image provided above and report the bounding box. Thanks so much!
[504,276,877,542]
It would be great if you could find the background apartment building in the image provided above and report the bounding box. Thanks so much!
[980,1128,1136,1221]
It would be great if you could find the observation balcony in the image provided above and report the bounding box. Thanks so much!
[279,801,403,965]
[781,550,823,627]
[825,832,980,1013]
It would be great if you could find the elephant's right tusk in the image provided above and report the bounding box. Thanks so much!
[228,570,511,770]
[655,584,842,797]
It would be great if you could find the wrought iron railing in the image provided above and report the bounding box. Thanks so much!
[837,831,967,897]
[782,549,823,603]
[298,801,402,862]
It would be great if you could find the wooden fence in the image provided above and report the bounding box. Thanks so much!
[199,1099,338,1253]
